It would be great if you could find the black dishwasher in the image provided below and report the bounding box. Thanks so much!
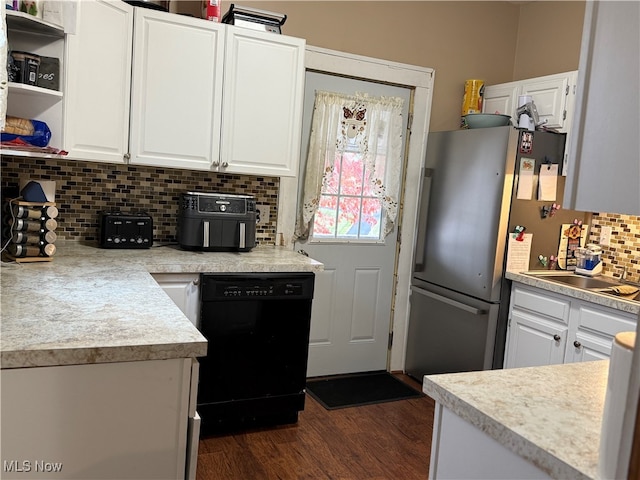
[197,272,315,434]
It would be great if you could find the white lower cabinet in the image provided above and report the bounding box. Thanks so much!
[151,273,200,328]
[505,310,568,368]
[429,404,550,479]
[0,357,200,480]
[566,301,637,363]
[505,283,637,368]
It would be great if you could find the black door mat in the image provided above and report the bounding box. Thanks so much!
[305,371,423,410]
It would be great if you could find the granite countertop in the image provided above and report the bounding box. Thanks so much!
[423,360,608,480]
[1,242,323,369]
[506,271,640,315]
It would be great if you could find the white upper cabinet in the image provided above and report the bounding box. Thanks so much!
[129,9,224,170]
[484,71,578,174]
[63,0,133,163]
[5,10,65,156]
[482,81,518,120]
[563,0,640,215]
[61,2,305,177]
[519,72,576,131]
[219,28,305,177]
[483,71,577,132]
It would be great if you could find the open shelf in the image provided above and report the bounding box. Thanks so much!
[8,82,63,99]
[6,9,64,37]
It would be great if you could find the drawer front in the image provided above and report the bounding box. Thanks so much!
[576,304,637,337]
[512,286,570,323]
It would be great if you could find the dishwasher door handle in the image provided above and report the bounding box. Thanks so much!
[411,285,488,315]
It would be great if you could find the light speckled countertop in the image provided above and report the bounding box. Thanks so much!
[506,271,640,315]
[1,242,323,369]
[424,360,608,480]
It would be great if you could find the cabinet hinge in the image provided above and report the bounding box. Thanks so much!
[565,85,570,96]
[562,110,567,121]
[573,85,577,95]
[388,331,394,350]
[508,317,511,328]
[407,112,414,132]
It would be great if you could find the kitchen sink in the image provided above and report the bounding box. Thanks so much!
[523,272,640,301]
[537,274,623,290]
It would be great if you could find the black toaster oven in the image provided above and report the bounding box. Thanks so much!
[177,192,257,252]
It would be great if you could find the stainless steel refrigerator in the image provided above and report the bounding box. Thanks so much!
[405,126,589,379]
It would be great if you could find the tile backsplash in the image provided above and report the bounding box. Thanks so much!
[1,156,279,245]
[589,213,640,283]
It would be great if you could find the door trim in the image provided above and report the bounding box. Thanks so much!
[277,45,434,372]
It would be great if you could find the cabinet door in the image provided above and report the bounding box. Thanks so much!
[519,74,572,130]
[63,0,133,163]
[566,300,637,362]
[505,310,568,368]
[221,28,305,177]
[564,1,640,215]
[1,359,192,480]
[568,330,611,362]
[482,82,518,118]
[129,9,224,170]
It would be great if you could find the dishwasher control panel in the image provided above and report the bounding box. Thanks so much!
[200,273,314,301]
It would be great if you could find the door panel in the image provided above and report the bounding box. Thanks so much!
[308,269,336,344]
[298,72,411,377]
[351,268,381,341]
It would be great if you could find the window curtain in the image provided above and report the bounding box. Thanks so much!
[294,90,405,240]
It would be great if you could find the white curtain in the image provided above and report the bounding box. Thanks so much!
[294,90,405,240]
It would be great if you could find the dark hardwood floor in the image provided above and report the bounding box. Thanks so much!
[196,374,435,480]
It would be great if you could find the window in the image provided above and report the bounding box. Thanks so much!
[295,91,404,243]
[312,146,384,242]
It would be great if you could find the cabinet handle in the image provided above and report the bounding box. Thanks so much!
[553,334,561,342]
[124,153,131,160]
[222,161,229,168]
[574,341,582,348]
[212,161,220,167]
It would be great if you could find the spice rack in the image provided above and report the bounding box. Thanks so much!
[2,199,58,263]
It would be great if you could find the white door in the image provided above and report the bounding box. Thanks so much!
[296,71,411,378]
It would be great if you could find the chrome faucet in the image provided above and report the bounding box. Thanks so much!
[616,265,628,282]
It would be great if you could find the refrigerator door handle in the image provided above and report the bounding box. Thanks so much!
[411,285,488,315]
[414,168,434,271]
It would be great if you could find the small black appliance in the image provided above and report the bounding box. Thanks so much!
[177,192,256,252]
[99,210,153,249]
